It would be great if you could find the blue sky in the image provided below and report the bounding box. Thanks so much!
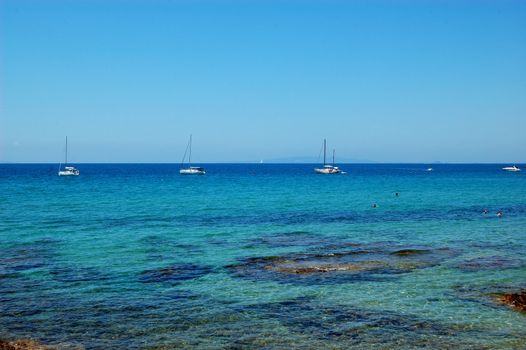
[1,0,525,163]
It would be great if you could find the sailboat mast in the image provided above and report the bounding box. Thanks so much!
[65,136,68,165]
[323,139,326,166]
[189,134,192,166]
[333,149,335,166]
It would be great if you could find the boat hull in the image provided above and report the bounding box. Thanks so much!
[502,167,521,172]
[58,171,80,176]
[314,167,341,174]
[180,169,206,175]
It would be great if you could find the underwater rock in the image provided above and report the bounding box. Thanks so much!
[269,261,388,274]
[0,339,54,350]
[139,263,213,284]
[240,297,461,343]
[450,285,526,315]
[494,291,526,313]
[49,266,113,283]
[390,249,429,256]
[0,245,53,273]
[456,256,523,272]
[226,244,456,285]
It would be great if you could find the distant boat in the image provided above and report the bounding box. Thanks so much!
[58,136,80,176]
[426,167,433,172]
[502,165,521,172]
[314,139,342,174]
[180,135,206,175]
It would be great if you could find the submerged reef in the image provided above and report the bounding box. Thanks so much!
[227,296,496,349]
[494,291,526,313]
[455,256,524,272]
[0,244,54,274]
[226,243,457,285]
[0,339,54,350]
[390,249,430,256]
[451,285,526,315]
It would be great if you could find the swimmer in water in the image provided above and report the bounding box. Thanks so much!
[496,211,502,218]
[372,203,378,208]
[395,192,399,197]
[483,209,488,214]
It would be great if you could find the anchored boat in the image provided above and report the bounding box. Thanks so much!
[180,135,206,175]
[58,136,80,176]
[502,165,521,172]
[314,139,343,174]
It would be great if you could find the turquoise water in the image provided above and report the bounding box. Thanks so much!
[1,163,525,349]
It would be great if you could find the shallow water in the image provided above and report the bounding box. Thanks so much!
[1,163,525,349]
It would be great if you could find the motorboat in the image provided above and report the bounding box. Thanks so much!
[502,165,521,172]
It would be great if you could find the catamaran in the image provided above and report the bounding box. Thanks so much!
[58,136,80,176]
[502,165,521,172]
[314,139,342,174]
[180,135,206,175]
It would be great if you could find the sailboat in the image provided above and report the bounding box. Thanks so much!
[58,136,80,176]
[179,135,206,175]
[314,139,342,174]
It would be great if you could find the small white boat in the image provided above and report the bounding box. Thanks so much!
[314,139,343,174]
[59,166,80,176]
[502,165,521,172]
[426,167,433,172]
[180,135,205,175]
[315,164,342,174]
[180,166,206,175]
[58,137,80,176]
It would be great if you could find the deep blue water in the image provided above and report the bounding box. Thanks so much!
[1,163,525,349]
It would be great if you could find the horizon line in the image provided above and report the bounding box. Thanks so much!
[1,162,525,165]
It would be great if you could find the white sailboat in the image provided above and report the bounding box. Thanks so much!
[502,165,521,172]
[58,136,80,176]
[180,135,206,175]
[314,139,342,174]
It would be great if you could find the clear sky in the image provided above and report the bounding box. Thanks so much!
[1,0,525,163]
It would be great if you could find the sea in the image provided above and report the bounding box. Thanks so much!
[1,163,525,349]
